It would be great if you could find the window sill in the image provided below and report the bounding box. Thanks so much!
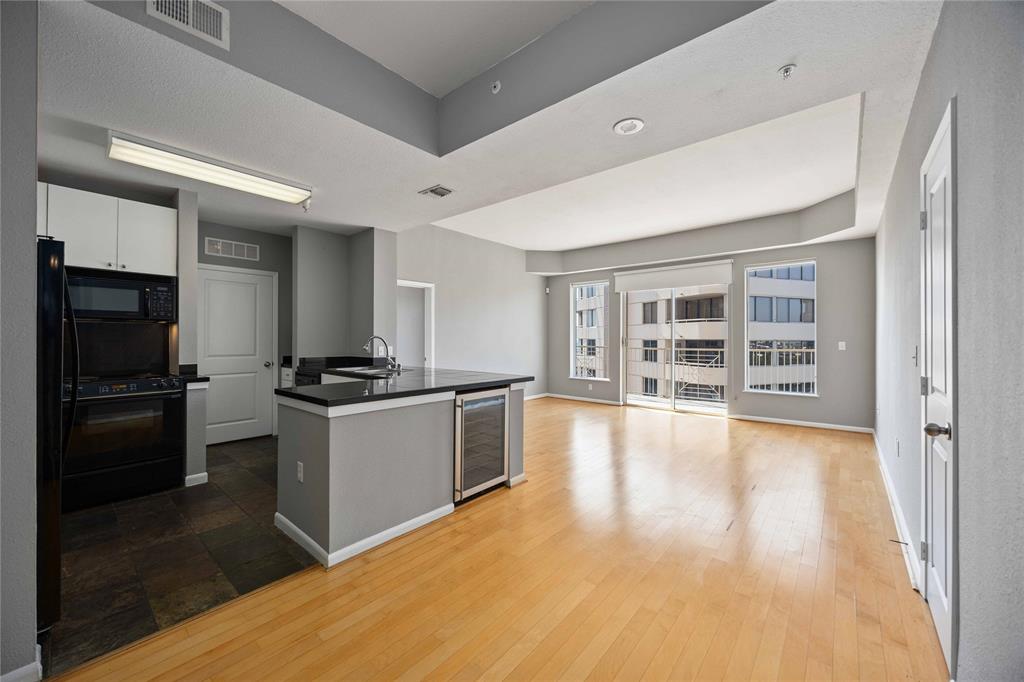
[568,376,611,382]
[743,389,819,398]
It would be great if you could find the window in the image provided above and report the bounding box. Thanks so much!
[642,301,658,324]
[749,296,772,322]
[642,377,658,396]
[745,261,817,395]
[571,281,609,379]
[675,295,725,321]
[642,339,658,362]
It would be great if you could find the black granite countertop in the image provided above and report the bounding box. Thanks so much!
[274,367,534,407]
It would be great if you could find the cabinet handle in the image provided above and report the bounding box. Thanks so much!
[120,264,127,269]
[107,262,114,267]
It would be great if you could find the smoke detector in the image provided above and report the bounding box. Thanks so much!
[612,118,645,136]
[418,184,453,198]
[778,64,797,80]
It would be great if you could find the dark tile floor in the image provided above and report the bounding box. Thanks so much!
[43,436,317,676]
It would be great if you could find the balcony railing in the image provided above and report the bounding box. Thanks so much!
[746,347,816,394]
[625,343,727,405]
[573,344,608,379]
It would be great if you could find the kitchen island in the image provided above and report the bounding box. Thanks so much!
[273,367,533,567]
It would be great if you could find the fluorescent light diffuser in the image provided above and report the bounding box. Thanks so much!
[108,134,311,205]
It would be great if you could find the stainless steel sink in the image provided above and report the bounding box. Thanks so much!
[329,366,407,379]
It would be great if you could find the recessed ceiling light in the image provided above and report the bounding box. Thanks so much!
[107,132,312,205]
[778,64,797,80]
[613,118,645,136]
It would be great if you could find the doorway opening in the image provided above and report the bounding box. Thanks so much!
[397,279,435,368]
[624,285,728,414]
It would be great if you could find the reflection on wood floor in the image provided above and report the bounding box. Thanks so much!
[57,397,948,681]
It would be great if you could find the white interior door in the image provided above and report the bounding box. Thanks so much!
[920,102,956,671]
[199,266,276,444]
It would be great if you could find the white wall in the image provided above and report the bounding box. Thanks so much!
[875,3,1024,678]
[396,225,547,396]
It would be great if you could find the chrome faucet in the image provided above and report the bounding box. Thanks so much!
[362,335,400,371]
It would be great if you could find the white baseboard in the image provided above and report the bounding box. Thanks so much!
[184,472,208,487]
[276,503,455,569]
[509,473,527,487]
[728,414,873,433]
[1,646,41,682]
[545,393,624,406]
[524,393,549,401]
[872,430,922,590]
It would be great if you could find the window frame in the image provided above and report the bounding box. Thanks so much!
[570,280,611,382]
[743,259,819,397]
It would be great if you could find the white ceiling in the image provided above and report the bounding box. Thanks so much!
[438,94,861,251]
[276,1,591,98]
[37,1,941,248]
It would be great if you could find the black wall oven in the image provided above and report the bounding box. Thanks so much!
[61,267,183,511]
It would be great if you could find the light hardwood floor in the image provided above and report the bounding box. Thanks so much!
[58,398,948,681]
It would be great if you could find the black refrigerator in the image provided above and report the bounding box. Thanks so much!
[37,237,78,631]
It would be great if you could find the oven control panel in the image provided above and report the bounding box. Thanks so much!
[64,376,182,399]
[147,285,175,320]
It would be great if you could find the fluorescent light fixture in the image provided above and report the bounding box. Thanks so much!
[107,133,311,205]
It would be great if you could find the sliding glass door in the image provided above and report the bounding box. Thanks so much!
[624,285,728,413]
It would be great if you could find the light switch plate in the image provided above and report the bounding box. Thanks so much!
[838,341,847,351]
[378,346,387,357]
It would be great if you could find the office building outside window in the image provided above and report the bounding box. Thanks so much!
[571,282,609,379]
[745,261,817,395]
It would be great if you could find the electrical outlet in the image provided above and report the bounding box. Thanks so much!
[838,341,847,351]
[297,461,304,483]
[377,346,387,357]
[588,383,593,391]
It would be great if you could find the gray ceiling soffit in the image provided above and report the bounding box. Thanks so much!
[89,1,439,155]
[439,1,769,155]
[525,190,855,275]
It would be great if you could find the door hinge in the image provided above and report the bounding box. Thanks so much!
[920,376,930,396]
[920,540,928,562]
[920,211,928,230]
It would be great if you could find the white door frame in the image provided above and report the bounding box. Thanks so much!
[197,263,279,437]
[919,98,958,674]
[397,279,435,368]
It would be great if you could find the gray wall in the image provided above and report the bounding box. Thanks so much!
[346,228,374,354]
[292,225,348,359]
[396,225,548,396]
[198,221,293,360]
[176,190,198,365]
[874,3,1024,679]
[0,1,39,675]
[372,229,398,350]
[185,387,207,477]
[547,238,876,429]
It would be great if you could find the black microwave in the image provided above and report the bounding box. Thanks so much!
[67,268,177,321]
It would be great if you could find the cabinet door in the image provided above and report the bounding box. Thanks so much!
[37,182,48,235]
[47,185,118,270]
[116,199,177,276]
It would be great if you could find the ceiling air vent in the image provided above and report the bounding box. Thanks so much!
[205,237,259,262]
[418,184,453,198]
[147,0,230,50]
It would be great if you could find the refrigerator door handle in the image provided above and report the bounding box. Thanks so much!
[61,270,79,460]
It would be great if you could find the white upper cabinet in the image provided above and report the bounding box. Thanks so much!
[46,184,119,270]
[37,182,48,236]
[116,199,177,276]
[44,184,177,276]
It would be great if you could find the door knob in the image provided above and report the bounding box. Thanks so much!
[923,422,952,439]
[264,361,273,368]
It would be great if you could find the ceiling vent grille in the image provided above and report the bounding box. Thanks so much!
[418,184,453,198]
[147,0,230,50]
[205,237,259,262]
